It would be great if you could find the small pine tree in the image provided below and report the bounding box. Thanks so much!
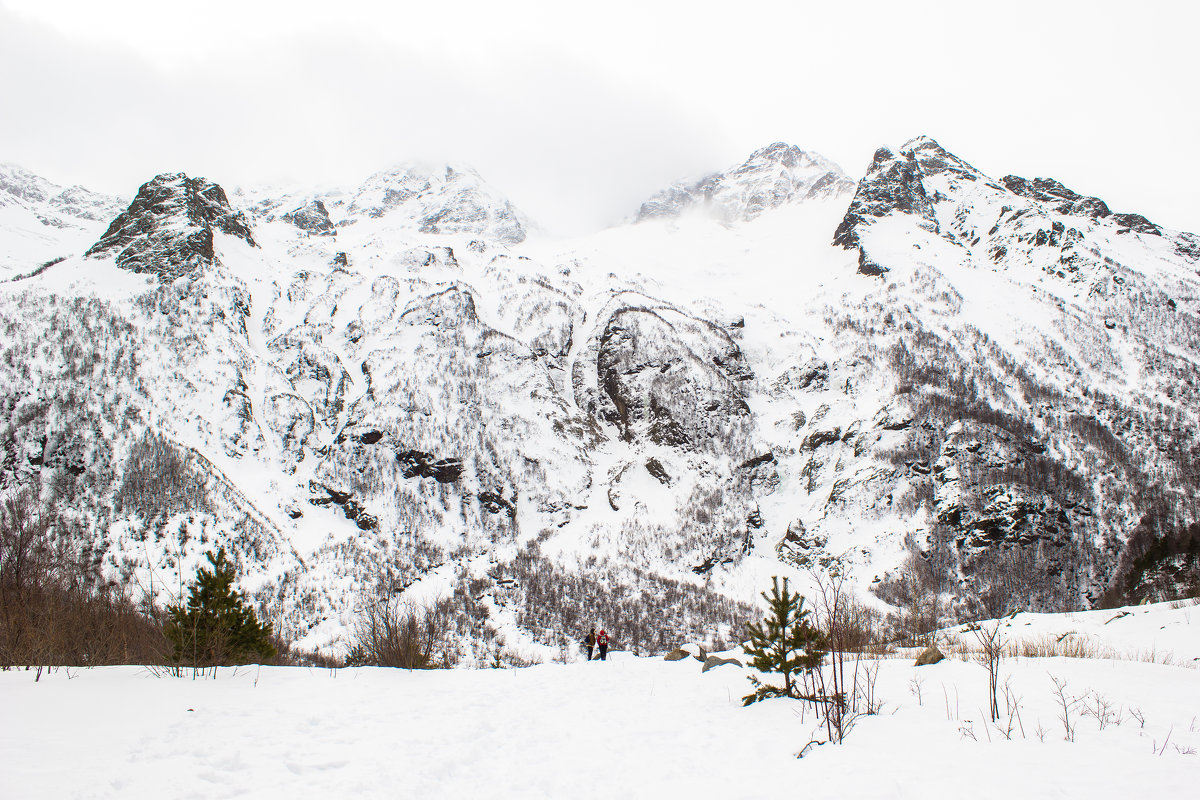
[742,576,826,705]
[166,547,275,667]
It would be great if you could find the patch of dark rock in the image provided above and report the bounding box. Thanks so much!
[739,452,775,470]
[796,361,828,391]
[648,401,689,448]
[834,145,939,252]
[644,458,671,486]
[802,427,842,450]
[332,251,349,267]
[1175,233,1200,260]
[479,491,516,517]
[309,481,352,507]
[858,249,888,276]
[359,430,383,445]
[746,508,764,529]
[397,450,463,483]
[1001,175,1112,220]
[283,199,335,236]
[1112,213,1161,236]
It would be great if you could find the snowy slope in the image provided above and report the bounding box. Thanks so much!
[2,600,1197,799]
[0,138,1198,660]
[0,163,125,279]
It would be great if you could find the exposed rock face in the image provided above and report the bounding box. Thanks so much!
[86,173,256,280]
[702,654,743,672]
[637,142,855,223]
[282,199,335,236]
[835,135,1193,281]
[833,143,940,274]
[399,246,459,271]
[576,296,753,451]
[397,450,464,483]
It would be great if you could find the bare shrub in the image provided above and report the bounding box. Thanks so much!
[347,597,456,669]
[972,621,1004,722]
[1,491,170,668]
[1049,673,1079,742]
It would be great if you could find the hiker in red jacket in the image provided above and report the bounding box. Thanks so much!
[583,627,596,661]
[597,628,609,661]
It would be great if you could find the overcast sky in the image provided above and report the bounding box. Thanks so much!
[1,0,1197,236]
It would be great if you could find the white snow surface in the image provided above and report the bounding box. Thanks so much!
[2,601,1198,799]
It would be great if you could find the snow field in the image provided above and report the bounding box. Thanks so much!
[3,646,1197,800]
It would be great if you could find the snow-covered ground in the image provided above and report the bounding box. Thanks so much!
[3,601,1198,799]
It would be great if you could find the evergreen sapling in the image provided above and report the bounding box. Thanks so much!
[166,547,275,667]
[742,576,826,705]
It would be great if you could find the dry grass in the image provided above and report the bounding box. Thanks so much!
[938,633,1186,667]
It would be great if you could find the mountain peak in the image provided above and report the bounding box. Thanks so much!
[636,142,855,224]
[86,172,256,280]
[347,162,529,244]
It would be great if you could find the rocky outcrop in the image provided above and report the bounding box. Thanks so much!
[86,173,256,280]
[282,199,335,236]
[578,296,753,452]
[833,143,939,257]
[702,654,743,672]
[664,643,706,661]
[398,450,464,483]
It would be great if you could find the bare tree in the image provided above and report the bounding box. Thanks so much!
[973,621,1004,722]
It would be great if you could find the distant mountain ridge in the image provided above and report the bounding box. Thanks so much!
[636,142,856,224]
[0,162,126,276]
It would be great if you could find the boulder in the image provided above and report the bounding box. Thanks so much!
[664,643,706,662]
[701,655,742,673]
[914,645,945,666]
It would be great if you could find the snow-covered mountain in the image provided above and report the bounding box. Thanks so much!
[636,142,856,223]
[1,137,1197,661]
[0,163,125,278]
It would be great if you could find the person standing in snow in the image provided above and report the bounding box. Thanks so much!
[583,627,596,661]
[597,628,609,661]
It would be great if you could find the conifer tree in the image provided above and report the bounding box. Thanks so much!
[742,576,826,705]
[166,547,275,667]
